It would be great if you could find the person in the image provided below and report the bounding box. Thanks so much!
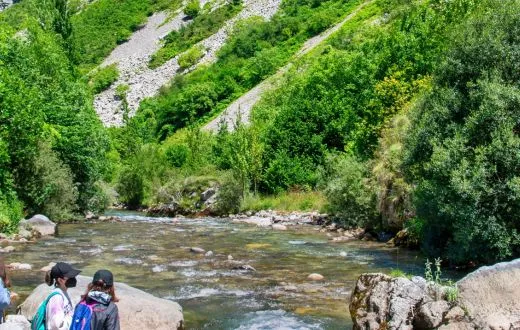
[72,269,120,330]
[44,262,81,330]
[0,257,11,323]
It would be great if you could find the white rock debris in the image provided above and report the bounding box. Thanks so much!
[94,0,282,127]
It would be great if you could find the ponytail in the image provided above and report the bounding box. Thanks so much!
[45,270,54,286]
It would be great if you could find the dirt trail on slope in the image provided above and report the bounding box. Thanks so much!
[203,1,371,133]
[94,0,281,127]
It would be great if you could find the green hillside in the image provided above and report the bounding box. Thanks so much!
[1,0,519,265]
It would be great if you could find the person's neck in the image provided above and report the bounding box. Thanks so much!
[56,285,67,293]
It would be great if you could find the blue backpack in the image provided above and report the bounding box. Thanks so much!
[0,278,10,311]
[31,291,61,330]
[70,300,96,330]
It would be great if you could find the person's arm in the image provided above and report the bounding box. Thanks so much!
[46,295,71,330]
[105,303,120,330]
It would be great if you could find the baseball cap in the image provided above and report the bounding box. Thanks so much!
[50,262,81,279]
[93,269,114,286]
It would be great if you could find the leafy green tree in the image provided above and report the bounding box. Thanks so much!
[403,0,520,263]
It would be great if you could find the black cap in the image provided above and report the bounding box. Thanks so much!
[51,262,81,279]
[93,269,114,286]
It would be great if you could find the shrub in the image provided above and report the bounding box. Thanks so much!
[215,172,243,215]
[165,144,189,168]
[178,45,204,69]
[27,142,78,221]
[184,0,200,18]
[403,0,520,263]
[117,165,145,209]
[0,194,23,233]
[88,64,119,94]
[323,154,379,228]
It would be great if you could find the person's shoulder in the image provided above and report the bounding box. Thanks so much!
[47,290,64,305]
[108,301,119,313]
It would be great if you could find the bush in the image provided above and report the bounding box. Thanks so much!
[184,0,200,18]
[165,144,189,168]
[0,194,23,233]
[117,165,145,209]
[323,154,378,228]
[27,143,78,221]
[215,172,243,215]
[88,64,119,94]
[403,0,520,263]
[178,45,204,69]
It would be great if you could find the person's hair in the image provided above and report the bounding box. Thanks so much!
[0,257,10,288]
[82,280,119,303]
[45,270,55,286]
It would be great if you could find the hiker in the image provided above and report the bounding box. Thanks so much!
[71,269,120,330]
[0,257,11,323]
[38,262,81,330]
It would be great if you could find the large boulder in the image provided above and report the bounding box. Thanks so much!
[0,315,31,330]
[18,214,56,237]
[349,273,429,330]
[457,258,520,329]
[19,275,184,330]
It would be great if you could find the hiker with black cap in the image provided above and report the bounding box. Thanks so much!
[71,269,120,330]
[43,262,81,330]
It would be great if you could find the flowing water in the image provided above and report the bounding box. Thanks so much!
[7,211,433,329]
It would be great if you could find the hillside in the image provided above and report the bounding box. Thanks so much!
[1,0,520,266]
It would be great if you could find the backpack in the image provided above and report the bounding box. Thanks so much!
[70,300,96,330]
[31,291,61,330]
[0,278,10,311]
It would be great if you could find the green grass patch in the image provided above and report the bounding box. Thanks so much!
[241,191,327,212]
[389,269,412,279]
[149,2,242,69]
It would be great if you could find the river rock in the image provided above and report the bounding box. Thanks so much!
[232,216,272,227]
[0,246,15,253]
[414,300,450,329]
[272,224,287,231]
[457,258,520,329]
[0,315,31,330]
[8,263,32,271]
[20,275,184,330]
[307,273,324,281]
[190,247,205,254]
[444,306,466,322]
[40,262,56,272]
[200,188,216,202]
[349,273,428,330]
[205,251,214,257]
[233,264,256,272]
[18,214,56,236]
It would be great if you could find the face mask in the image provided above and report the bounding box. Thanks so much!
[65,277,77,288]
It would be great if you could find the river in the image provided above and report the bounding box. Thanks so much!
[7,211,430,329]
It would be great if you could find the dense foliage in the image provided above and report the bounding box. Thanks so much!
[403,0,520,263]
[0,1,110,227]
